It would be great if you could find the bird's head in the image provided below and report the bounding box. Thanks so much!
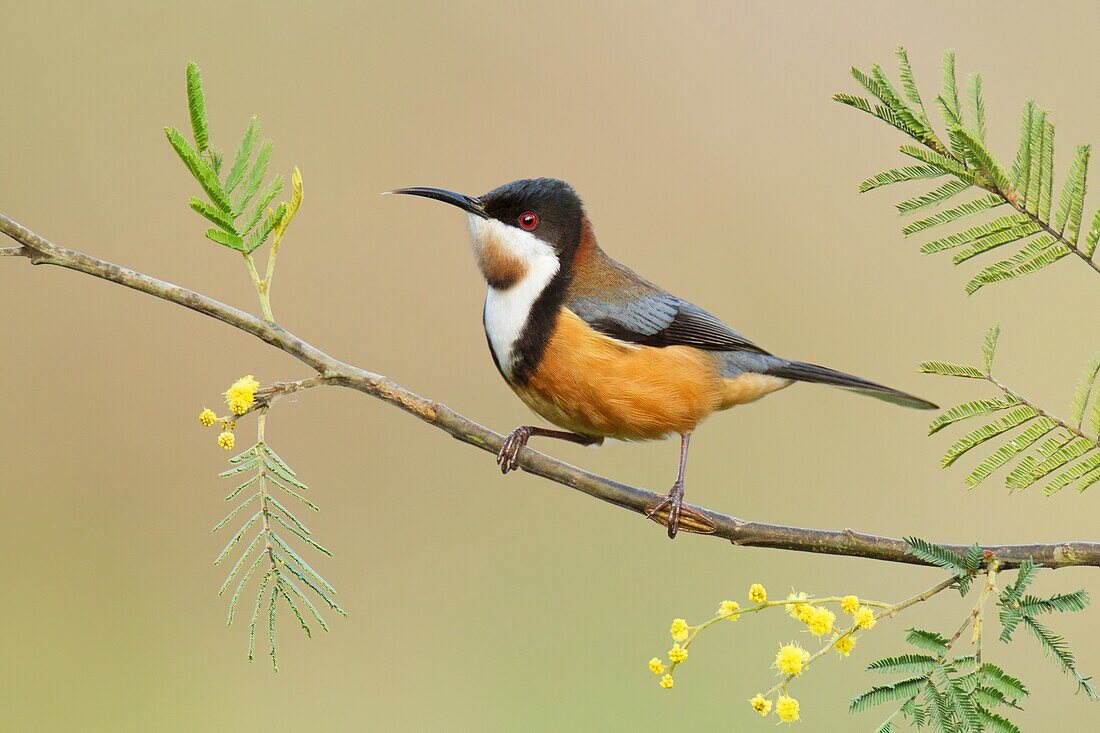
[387,178,585,290]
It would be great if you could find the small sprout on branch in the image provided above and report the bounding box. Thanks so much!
[166,62,304,323]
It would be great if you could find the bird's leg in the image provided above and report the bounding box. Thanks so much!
[645,432,692,539]
[497,425,602,474]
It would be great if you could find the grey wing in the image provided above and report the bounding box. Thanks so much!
[567,291,771,356]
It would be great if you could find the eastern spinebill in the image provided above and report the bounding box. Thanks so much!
[388,178,936,538]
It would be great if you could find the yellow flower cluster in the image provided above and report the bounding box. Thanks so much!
[853,608,876,630]
[648,618,697,689]
[775,695,800,723]
[217,431,236,450]
[749,692,799,723]
[834,635,856,657]
[785,592,811,621]
[198,407,217,427]
[774,643,810,676]
[749,693,771,717]
[225,374,260,415]
[718,600,740,621]
[805,606,836,637]
[651,585,881,721]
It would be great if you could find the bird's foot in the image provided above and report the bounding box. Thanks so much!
[646,480,686,539]
[497,426,532,474]
[645,482,717,539]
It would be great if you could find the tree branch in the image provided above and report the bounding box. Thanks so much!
[4,212,1099,570]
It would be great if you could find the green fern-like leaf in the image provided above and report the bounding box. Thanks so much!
[224,116,260,196]
[981,323,1000,372]
[963,417,1057,488]
[952,126,1014,196]
[189,197,237,235]
[1070,353,1100,428]
[978,664,1029,701]
[214,439,342,668]
[1016,590,1090,616]
[186,62,209,153]
[205,227,246,253]
[928,397,1017,435]
[233,139,274,217]
[966,73,986,143]
[1055,144,1090,241]
[896,178,971,214]
[917,214,1033,255]
[940,406,1039,468]
[1022,616,1097,698]
[850,676,929,713]
[858,164,947,192]
[165,127,232,213]
[906,627,952,655]
[964,236,1068,293]
[901,194,1005,236]
[868,654,939,676]
[918,361,986,379]
[904,538,969,574]
[838,49,1097,291]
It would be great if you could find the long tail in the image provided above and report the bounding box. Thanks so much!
[764,359,937,410]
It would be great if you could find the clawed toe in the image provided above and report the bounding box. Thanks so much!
[646,481,685,539]
[496,426,531,474]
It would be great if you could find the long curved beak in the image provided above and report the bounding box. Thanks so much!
[384,187,488,218]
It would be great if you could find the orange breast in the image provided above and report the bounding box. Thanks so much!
[510,309,721,440]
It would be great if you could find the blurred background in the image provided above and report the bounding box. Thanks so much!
[3,1,1099,729]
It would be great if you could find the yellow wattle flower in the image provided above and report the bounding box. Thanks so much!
[198,408,217,427]
[806,606,836,637]
[841,595,860,614]
[854,607,877,630]
[834,635,856,657]
[669,618,690,642]
[773,643,810,676]
[748,583,767,603]
[225,374,261,415]
[648,657,665,675]
[750,693,772,717]
[775,695,800,723]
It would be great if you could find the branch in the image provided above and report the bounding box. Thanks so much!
[4,213,1100,570]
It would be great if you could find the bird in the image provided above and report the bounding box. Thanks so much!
[388,178,936,538]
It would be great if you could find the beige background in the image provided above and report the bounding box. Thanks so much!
[3,1,1099,730]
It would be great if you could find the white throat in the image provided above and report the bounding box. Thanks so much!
[469,216,560,377]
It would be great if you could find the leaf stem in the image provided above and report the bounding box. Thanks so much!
[986,373,1095,442]
[242,252,274,322]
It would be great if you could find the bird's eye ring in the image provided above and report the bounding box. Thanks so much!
[518,212,539,231]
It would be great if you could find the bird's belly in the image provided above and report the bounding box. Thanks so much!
[509,309,732,441]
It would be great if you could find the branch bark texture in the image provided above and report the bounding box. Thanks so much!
[3,213,1099,570]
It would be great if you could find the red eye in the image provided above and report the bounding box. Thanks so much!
[518,212,539,231]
